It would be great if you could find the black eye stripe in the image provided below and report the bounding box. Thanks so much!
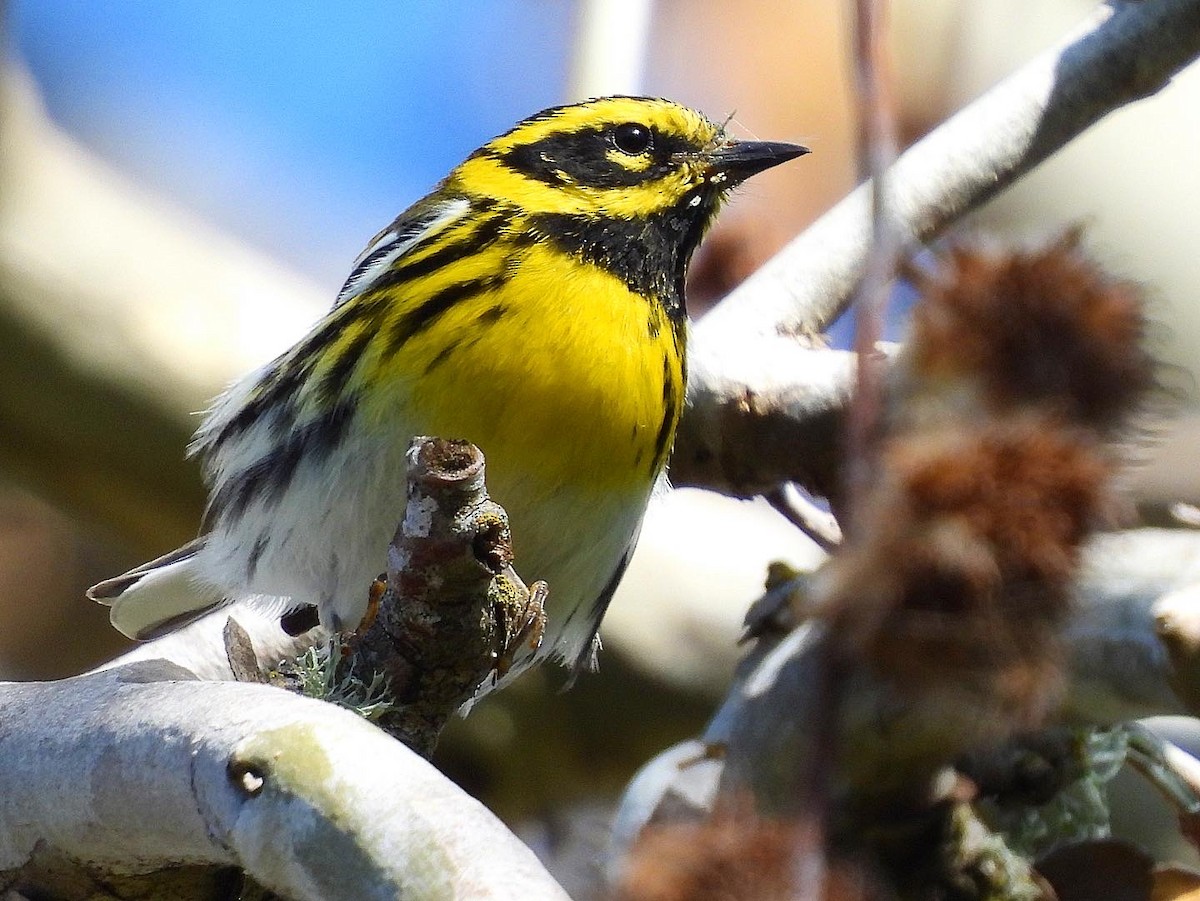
[497,126,693,189]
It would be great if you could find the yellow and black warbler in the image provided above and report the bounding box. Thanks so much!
[89,96,807,679]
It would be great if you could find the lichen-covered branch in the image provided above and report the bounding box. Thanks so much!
[30,438,552,896]
[332,437,546,756]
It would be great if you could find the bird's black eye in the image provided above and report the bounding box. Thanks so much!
[612,122,653,155]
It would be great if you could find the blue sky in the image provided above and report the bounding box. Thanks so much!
[8,2,573,289]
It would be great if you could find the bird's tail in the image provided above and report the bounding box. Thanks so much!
[87,537,227,640]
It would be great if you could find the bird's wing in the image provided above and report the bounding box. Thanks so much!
[190,195,474,481]
[332,196,473,307]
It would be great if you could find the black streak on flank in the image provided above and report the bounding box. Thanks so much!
[203,396,358,531]
[207,306,359,452]
[317,325,375,408]
[208,363,302,453]
[422,305,508,376]
[652,354,679,474]
[477,303,509,325]
[672,317,688,384]
[384,274,506,359]
[631,423,645,466]
[246,532,270,582]
[423,341,459,375]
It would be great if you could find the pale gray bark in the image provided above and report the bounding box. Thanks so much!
[0,664,568,900]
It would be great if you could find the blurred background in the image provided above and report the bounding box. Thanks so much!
[1,0,1199,891]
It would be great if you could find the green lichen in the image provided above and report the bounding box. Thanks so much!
[271,640,399,723]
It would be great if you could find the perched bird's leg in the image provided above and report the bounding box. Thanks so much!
[293,437,547,755]
[493,578,548,680]
[357,575,387,636]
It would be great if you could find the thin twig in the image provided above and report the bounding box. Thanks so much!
[766,483,842,553]
[793,1,902,893]
[844,0,901,533]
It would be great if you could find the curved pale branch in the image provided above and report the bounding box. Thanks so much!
[695,0,1200,344]
[678,0,1200,500]
[0,664,568,900]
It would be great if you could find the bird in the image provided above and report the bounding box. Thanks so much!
[88,95,808,680]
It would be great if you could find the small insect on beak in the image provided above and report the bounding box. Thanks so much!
[707,140,810,187]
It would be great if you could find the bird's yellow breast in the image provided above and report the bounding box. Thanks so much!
[359,239,686,496]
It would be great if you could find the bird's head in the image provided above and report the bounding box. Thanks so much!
[448,96,808,309]
[456,95,805,216]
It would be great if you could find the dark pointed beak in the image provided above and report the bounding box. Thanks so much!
[708,140,810,185]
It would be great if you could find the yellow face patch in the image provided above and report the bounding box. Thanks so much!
[606,147,653,172]
[452,153,705,218]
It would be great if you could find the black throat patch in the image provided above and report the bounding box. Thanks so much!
[528,195,718,320]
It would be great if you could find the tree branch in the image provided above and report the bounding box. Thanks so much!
[0,665,568,900]
[694,0,1200,344]
[30,438,553,895]
[334,437,547,756]
[677,0,1200,501]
